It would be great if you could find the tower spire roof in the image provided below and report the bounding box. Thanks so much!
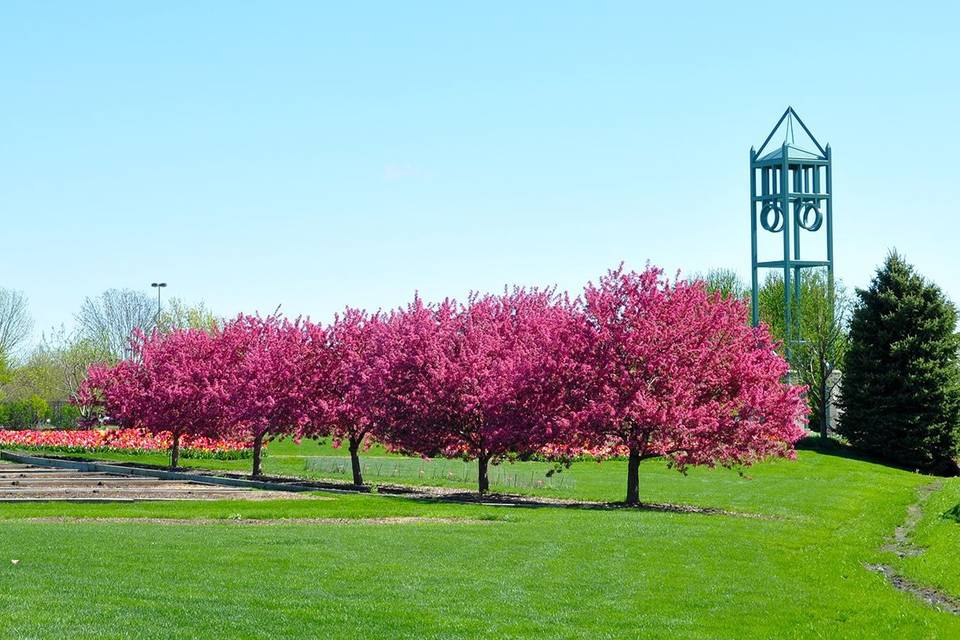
[755,107,827,162]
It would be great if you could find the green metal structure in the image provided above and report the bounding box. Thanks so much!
[750,107,833,357]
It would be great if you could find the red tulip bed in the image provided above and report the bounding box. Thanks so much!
[0,428,254,460]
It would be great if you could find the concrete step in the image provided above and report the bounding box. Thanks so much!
[0,455,317,502]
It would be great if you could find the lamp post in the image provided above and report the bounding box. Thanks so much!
[151,282,167,324]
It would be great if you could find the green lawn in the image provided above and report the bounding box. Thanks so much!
[0,443,958,639]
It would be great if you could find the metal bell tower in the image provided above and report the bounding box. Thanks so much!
[750,107,833,356]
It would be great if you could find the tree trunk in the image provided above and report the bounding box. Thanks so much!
[251,433,265,478]
[625,446,641,505]
[477,454,490,495]
[170,433,180,470]
[348,436,363,486]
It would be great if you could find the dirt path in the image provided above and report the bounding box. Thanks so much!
[866,480,960,615]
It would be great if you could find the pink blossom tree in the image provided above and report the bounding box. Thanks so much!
[74,359,139,428]
[301,308,389,486]
[381,290,580,494]
[573,265,807,504]
[75,329,230,469]
[218,315,317,478]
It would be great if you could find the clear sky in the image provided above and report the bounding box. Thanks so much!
[3,1,958,344]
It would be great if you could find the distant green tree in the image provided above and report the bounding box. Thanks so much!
[2,329,111,404]
[5,395,50,428]
[9,347,60,401]
[156,298,219,333]
[693,268,748,300]
[0,351,12,392]
[838,252,960,474]
[50,402,81,428]
[758,271,841,348]
[758,270,850,438]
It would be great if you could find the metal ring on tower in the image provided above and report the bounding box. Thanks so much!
[760,202,784,232]
[799,202,823,231]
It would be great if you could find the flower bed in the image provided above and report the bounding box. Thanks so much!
[0,428,254,460]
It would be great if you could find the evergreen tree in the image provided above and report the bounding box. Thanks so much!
[838,252,960,474]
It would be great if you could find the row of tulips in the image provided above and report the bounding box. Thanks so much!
[0,428,254,460]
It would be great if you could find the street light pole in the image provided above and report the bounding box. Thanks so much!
[151,282,167,325]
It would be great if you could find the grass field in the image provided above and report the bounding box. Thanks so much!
[0,441,958,639]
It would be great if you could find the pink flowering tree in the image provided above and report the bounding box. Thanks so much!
[573,265,807,504]
[74,359,139,428]
[75,329,230,469]
[301,308,389,486]
[382,290,579,494]
[218,315,316,478]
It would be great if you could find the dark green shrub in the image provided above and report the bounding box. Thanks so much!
[50,402,82,428]
[943,504,960,524]
[3,396,52,429]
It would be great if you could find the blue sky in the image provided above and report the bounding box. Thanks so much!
[2,1,958,343]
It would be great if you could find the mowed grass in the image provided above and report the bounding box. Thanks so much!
[1,444,959,638]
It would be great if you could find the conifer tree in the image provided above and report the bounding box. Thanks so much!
[838,252,960,473]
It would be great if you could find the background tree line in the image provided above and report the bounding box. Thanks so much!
[0,287,216,428]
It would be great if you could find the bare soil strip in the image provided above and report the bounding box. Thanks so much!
[866,564,960,615]
[7,516,500,526]
[0,462,322,501]
[867,480,960,615]
[0,489,321,501]
[880,480,943,558]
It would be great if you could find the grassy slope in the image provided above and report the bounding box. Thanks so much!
[892,477,960,601]
[0,447,958,639]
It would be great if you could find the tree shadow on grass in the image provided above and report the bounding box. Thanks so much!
[795,435,960,477]
[377,486,774,519]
